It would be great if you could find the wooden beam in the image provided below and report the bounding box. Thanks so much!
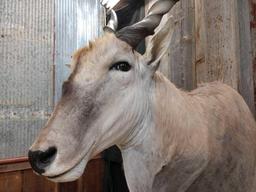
[0,155,102,173]
[0,156,28,165]
[0,161,31,173]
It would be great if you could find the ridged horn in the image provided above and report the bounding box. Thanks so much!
[104,9,118,32]
[116,0,179,48]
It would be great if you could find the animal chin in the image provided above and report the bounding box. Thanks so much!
[45,141,96,182]
[47,156,88,183]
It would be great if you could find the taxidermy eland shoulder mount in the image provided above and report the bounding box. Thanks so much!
[28,0,256,192]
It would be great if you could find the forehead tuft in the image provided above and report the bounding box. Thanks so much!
[70,33,132,71]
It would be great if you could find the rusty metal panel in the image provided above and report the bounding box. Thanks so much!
[0,0,104,158]
[0,0,54,158]
[55,0,104,102]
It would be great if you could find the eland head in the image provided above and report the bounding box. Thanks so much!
[28,0,178,182]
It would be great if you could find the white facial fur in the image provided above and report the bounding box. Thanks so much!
[29,33,154,181]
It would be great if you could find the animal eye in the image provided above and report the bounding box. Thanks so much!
[110,62,131,72]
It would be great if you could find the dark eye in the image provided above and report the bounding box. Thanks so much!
[110,62,131,72]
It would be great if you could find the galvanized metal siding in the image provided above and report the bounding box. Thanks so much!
[0,0,103,158]
[55,0,104,102]
[0,0,54,158]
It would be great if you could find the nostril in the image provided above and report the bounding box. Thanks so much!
[28,147,57,175]
[39,147,57,164]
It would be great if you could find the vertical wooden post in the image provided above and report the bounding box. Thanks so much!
[165,0,196,91]
[195,0,255,114]
[146,0,255,114]
[195,0,240,89]
[180,0,196,90]
[250,0,256,114]
[237,0,255,114]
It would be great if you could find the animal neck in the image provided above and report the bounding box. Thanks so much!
[121,72,208,191]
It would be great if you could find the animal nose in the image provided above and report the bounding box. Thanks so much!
[28,147,57,175]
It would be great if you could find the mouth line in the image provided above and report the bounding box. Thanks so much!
[47,173,65,179]
[46,141,95,179]
[46,157,84,179]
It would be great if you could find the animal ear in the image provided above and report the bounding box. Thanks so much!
[145,14,175,72]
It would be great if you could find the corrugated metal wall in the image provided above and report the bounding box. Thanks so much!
[0,0,103,158]
[0,0,54,159]
[55,0,104,102]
